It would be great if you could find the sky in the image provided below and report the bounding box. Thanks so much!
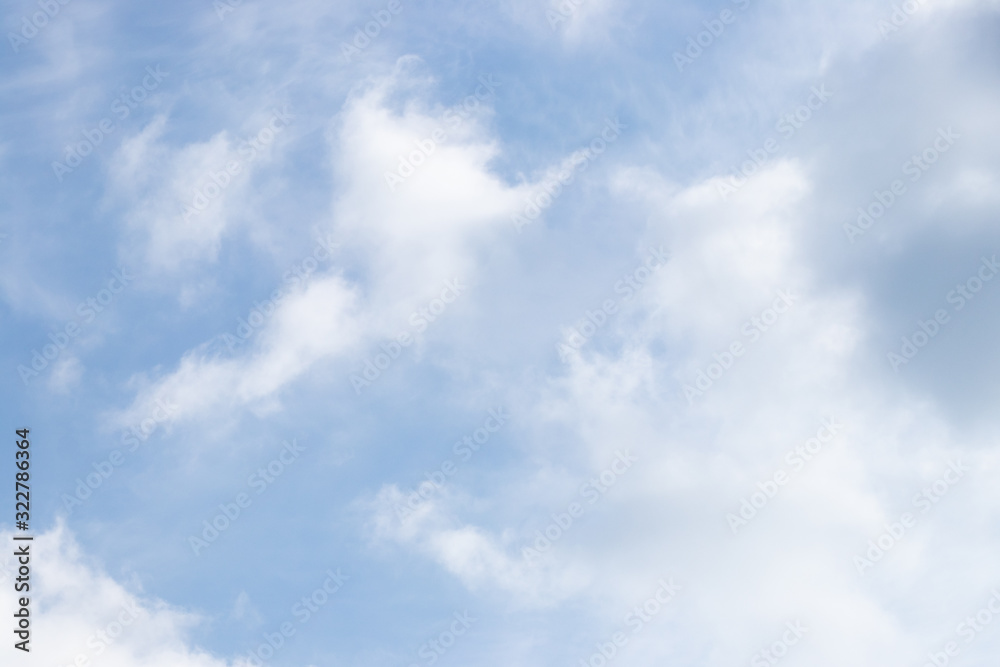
[2,0,1000,665]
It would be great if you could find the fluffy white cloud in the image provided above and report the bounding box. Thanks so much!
[0,522,248,667]
[113,274,361,426]
[362,155,1000,664]
[112,63,532,427]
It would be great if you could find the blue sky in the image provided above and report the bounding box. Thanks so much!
[3,0,1000,665]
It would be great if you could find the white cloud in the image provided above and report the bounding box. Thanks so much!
[358,155,1000,664]
[112,62,536,428]
[366,484,591,607]
[113,274,361,426]
[0,522,249,667]
[47,355,84,393]
[107,109,293,272]
[502,0,622,44]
